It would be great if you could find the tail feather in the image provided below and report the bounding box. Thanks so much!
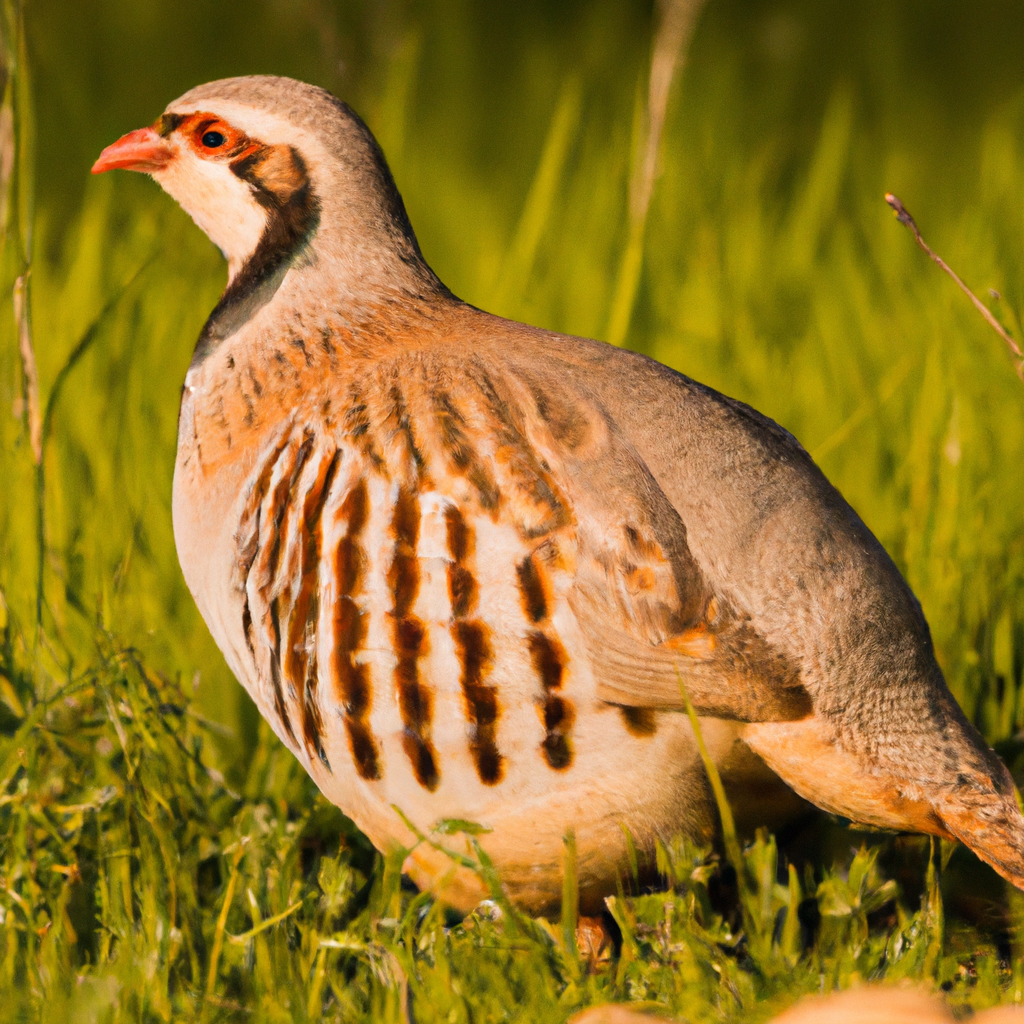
[741,714,1024,892]
[936,760,1024,891]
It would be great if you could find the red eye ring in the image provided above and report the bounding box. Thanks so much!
[183,113,245,156]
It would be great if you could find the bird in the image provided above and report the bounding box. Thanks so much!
[93,75,1024,916]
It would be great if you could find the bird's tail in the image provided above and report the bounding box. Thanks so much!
[741,707,1024,891]
[934,756,1024,891]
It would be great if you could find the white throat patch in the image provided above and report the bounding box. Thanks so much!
[154,153,268,282]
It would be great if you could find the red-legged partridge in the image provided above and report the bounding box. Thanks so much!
[94,76,1024,915]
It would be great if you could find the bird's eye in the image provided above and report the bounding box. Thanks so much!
[202,130,225,149]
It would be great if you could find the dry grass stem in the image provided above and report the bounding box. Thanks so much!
[885,192,1024,379]
[607,0,706,346]
[13,271,40,463]
[636,0,705,221]
[0,103,14,235]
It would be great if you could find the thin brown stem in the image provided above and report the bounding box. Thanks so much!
[13,271,40,464]
[6,2,43,631]
[885,192,1024,379]
[607,0,707,346]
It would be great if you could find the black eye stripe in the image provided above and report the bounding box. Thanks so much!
[155,112,184,137]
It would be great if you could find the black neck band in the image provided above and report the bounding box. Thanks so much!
[191,146,320,368]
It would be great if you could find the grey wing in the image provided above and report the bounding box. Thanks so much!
[508,361,812,723]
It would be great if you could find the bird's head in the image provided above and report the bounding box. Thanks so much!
[93,76,443,344]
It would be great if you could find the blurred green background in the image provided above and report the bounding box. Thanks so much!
[3,0,1024,764]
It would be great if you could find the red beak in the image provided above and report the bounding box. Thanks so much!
[92,127,174,174]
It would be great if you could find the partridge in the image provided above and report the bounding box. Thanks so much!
[94,76,1024,915]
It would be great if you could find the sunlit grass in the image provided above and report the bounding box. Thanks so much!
[2,637,1022,1023]
[2,0,1024,1020]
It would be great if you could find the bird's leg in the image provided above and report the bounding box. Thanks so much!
[576,914,617,967]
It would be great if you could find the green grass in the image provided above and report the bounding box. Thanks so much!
[2,0,1024,1020]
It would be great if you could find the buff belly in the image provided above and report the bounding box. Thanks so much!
[173,428,758,915]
